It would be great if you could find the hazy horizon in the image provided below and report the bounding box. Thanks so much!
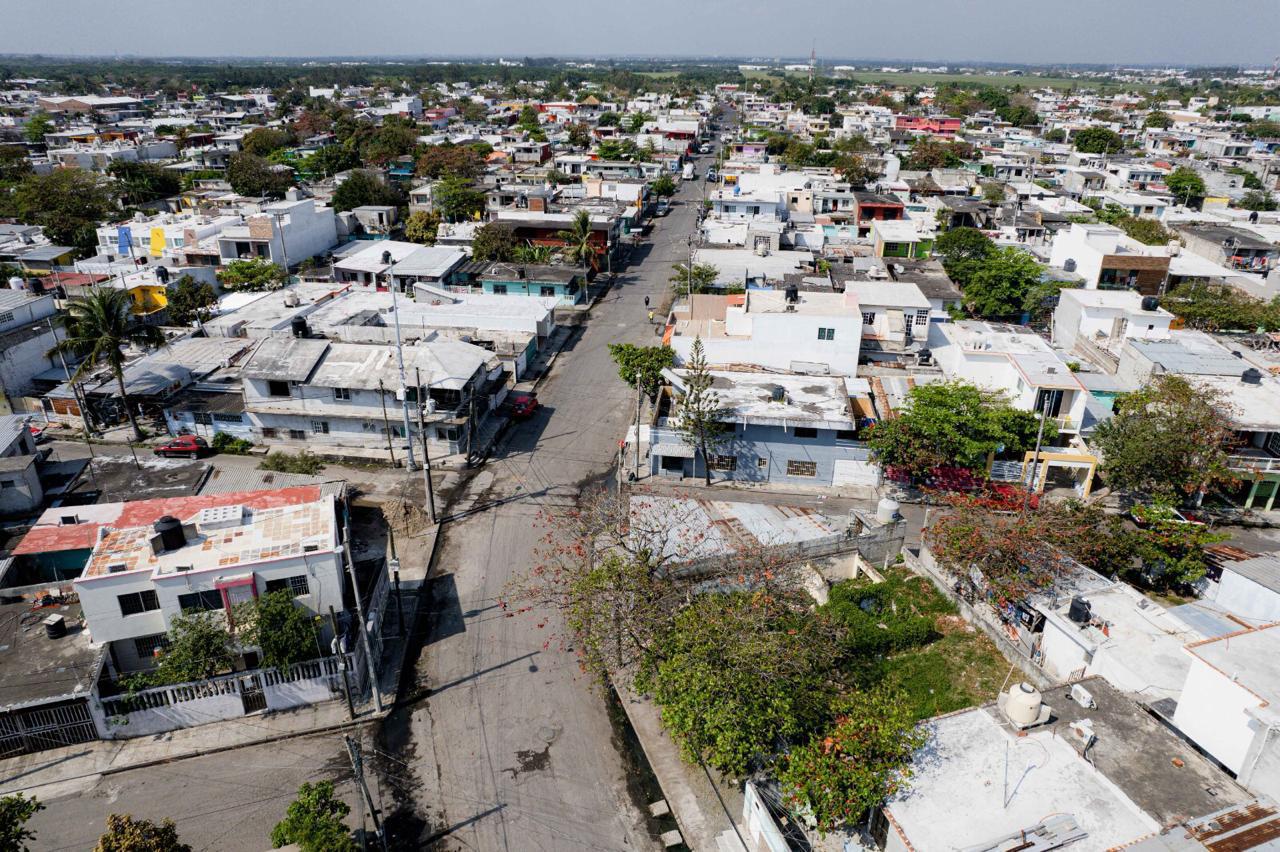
[3,0,1278,67]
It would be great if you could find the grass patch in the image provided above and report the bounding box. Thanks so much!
[823,567,1013,722]
[259,450,326,475]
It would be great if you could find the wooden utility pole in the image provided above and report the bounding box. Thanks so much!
[414,367,437,523]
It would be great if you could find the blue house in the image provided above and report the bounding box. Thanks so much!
[649,370,879,490]
[479,262,585,307]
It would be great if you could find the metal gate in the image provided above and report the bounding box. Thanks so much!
[0,700,98,757]
[240,675,266,714]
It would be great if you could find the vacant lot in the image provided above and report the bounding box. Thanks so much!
[825,566,1013,720]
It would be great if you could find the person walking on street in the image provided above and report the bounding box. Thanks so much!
[648,310,655,323]
[644,295,650,308]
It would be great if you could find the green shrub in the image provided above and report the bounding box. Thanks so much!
[825,580,936,656]
[210,432,253,455]
[259,451,325,475]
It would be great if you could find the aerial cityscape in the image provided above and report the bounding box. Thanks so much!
[1,5,1280,850]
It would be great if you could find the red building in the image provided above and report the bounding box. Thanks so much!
[894,115,962,135]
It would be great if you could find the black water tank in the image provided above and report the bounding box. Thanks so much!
[291,316,309,338]
[43,614,66,640]
[1068,596,1092,625]
[1141,296,1159,311]
[154,515,185,551]
[1243,368,1263,385]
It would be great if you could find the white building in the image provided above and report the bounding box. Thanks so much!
[74,491,344,673]
[1173,624,1280,802]
[927,320,1090,434]
[1208,553,1280,624]
[1048,223,1171,292]
[0,290,59,415]
[1052,288,1174,354]
[666,290,862,376]
[217,198,339,269]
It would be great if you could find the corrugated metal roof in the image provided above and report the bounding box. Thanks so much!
[1224,554,1280,594]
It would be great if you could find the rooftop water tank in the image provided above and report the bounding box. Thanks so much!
[876,497,900,525]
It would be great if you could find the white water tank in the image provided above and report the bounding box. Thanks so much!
[999,682,1052,729]
[876,497,900,525]
[7,277,23,291]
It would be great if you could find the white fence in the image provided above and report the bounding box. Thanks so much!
[98,655,351,739]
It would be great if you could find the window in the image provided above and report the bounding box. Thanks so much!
[213,413,242,424]
[289,429,306,441]
[916,309,931,326]
[133,634,169,660]
[817,327,835,341]
[786,460,818,477]
[757,457,768,468]
[793,427,817,439]
[710,454,737,471]
[118,590,160,617]
[861,312,876,326]
[540,286,556,297]
[836,429,857,441]
[333,387,351,401]
[178,590,225,613]
[192,412,213,426]
[267,380,290,397]
[436,426,460,442]
[0,480,13,489]
[492,284,508,295]
[0,311,14,324]
[265,575,311,597]
[261,427,278,439]
[311,420,329,435]
[362,420,380,433]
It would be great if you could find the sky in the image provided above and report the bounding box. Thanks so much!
[2,0,1279,67]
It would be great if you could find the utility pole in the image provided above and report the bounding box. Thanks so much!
[344,734,387,852]
[1022,396,1051,515]
[415,367,437,523]
[377,379,396,466]
[634,384,642,477]
[381,251,417,471]
[343,522,384,713]
[329,606,355,720]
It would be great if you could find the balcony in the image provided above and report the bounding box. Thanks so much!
[1228,453,1280,474]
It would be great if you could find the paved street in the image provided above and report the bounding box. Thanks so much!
[374,171,709,851]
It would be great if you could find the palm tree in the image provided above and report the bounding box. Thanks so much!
[48,288,165,442]
[557,209,599,290]
[513,241,554,264]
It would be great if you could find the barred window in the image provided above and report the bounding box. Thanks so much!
[265,575,310,598]
[710,455,737,471]
[786,460,818,477]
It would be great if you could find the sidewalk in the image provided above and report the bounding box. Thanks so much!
[0,698,373,799]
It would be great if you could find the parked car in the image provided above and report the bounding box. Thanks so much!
[154,435,209,459]
[655,200,671,217]
[705,169,718,182]
[508,392,540,420]
[698,144,712,154]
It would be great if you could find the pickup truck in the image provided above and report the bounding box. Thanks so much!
[154,435,209,459]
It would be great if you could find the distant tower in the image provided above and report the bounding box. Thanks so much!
[1273,55,1280,78]
[809,40,817,83]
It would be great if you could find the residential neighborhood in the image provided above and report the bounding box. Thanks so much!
[2,11,1280,851]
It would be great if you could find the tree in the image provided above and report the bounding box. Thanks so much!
[512,242,553,264]
[1144,111,1174,129]
[415,143,485,179]
[1238,190,1279,212]
[650,173,677,199]
[1073,126,1125,155]
[1043,128,1066,143]
[1118,215,1175,246]
[981,181,1006,204]
[330,169,403,213]
[609,344,675,395]
[358,122,418,165]
[0,146,32,184]
[138,610,236,686]
[635,592,837,777]
[1163,282,1280,332]
[676,337,728,485]
[108,161,181,206]
[471,222,519,262]
[1165,166,1206,206]
[217,258,288,292]
[780,688,926,834]
[567,122,592,149]
[165,275,217,326]
[963,247,1044,318]
[226,153,293,198]
[835,154,877,189]
[403,210,440,245]
[94,815,190,852]
[624,111,653,133]
[241,126,295,157]
[867,381,1050,480]
[13,169,115,253]
[0,794,42,851]
[670,262,719,295]
[557,209,599,281]
[23,112,53,145]
[997,103,1039,127]
[517,105,541,131]
[300,145,359,178]
[433,174,484,222]
[1243,120,1280,140]
[240,591,320,671]
[901,138,974,171]
[271,781,356,852]
[597,111,621,127]
[1090,375,1237,503]
[49,288,164,441]
[932,227,995,288]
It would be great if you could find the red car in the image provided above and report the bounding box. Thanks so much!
[509,393,540,419]
[154,435,209,459]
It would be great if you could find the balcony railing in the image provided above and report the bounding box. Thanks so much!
[1228,454,1280,473]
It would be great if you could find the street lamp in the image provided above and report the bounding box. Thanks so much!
[382,250,418,472]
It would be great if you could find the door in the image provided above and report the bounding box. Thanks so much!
[240,675,266,714]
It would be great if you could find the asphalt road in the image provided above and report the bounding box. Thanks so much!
[375,170,708,851]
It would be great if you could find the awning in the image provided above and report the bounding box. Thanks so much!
[651,443,695,459]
